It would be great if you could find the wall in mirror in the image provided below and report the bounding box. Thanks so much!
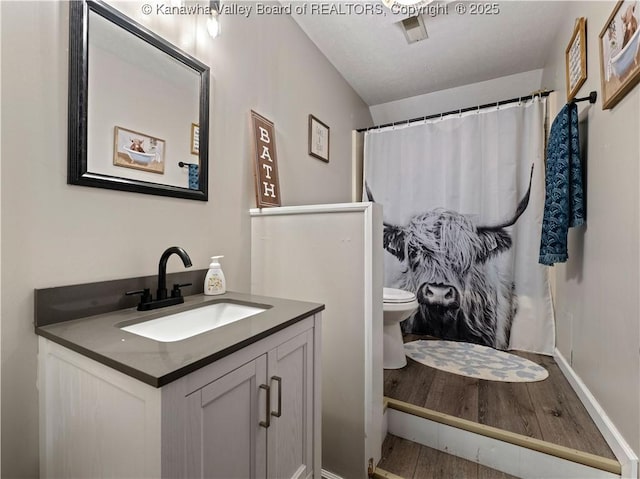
[68,0,210,200]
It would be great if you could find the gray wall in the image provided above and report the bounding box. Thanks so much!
[0,2,372,476]
[542,1,640,457]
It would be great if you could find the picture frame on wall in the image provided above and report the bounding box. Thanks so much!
[191,123,200,155]
[113,126,165,174]
[308,114,330,163]
[250,110,281,207]
[599,0,640,109]
[566,17,587,101]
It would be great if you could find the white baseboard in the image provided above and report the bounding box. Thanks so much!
[388,408,619,479]
[321,469,345,479]
[555,348,638,479]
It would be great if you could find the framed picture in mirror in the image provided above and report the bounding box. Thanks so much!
[113,126,165,174]
[191,123,199,155]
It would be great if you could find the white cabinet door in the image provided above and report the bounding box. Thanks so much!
[186,356,268,479]
[182,322,317,479]
[267,330,314,479]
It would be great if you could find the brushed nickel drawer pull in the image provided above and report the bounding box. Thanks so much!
[259,384,270,428]
[271,376,282,418]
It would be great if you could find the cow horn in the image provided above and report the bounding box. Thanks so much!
[478,164,534,231]
[365,181,375,203]
[365,182,401,232]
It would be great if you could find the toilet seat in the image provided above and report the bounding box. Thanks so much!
[382,287,419,369]
[383,287,416,304]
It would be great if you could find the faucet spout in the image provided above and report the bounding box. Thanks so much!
[157,246,192,300]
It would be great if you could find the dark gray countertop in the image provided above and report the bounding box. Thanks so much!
[36,291,324,387]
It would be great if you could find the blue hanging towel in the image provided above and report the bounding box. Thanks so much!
[539,102,585,265]
[188,164,199,190]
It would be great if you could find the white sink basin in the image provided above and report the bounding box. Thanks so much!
[121,302,266,342]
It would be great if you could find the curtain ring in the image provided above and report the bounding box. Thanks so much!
[476,105,480,114]
[496,101,500,110]
[458,108,462,117]
[440,112,443,121]
[423,116,427,125]
[392,121,396,130]
[518,96,522,105]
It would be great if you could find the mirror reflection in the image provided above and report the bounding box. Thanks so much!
[68,0,210,200]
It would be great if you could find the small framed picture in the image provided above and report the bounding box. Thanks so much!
[308,114,330,163]
[566,17,587,101]
[599,0,640,109]
[113,126,165,174]
[191,123,200,155]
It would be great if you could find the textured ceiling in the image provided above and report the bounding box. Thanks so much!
[291,1,570,105]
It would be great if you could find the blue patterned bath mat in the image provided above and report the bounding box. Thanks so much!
[404,340,548,382]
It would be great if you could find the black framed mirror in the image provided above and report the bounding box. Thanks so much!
[68,0,210,200]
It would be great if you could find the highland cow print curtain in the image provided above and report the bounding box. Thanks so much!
[364,98,554,354]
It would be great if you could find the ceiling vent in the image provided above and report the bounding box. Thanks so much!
[399,15,428,44]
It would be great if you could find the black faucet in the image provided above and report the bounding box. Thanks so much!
[126,246,193,311]
[157,246,192,300]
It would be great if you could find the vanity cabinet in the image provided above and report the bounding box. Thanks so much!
[39,313,321,479]
[183,330,314,479]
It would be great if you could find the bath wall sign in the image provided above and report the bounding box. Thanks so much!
[566,17,587,101]
[113,126,165,174]
[599,0,640,109]
[250,110,281,207]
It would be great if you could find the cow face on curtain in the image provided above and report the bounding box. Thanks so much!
[367,167,533,351]
[363,99,554,354]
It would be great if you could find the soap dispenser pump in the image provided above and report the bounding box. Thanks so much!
[204,256,226,295]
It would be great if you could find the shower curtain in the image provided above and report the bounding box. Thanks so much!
[364,98,554,354]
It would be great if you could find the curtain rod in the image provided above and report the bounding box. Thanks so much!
[356,90,597,133]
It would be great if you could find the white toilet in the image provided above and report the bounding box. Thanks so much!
[383,287,419,369]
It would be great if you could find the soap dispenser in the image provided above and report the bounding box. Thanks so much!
[204,256,226,295]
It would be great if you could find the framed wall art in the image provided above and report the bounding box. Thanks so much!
[250,110,281,207]
[566,17,587,101]
[599,0,640,109]
[113,126,165,174]
[308,114,330,163]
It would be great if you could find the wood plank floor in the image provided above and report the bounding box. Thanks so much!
[384,335,616,460]
[378,434,520,479]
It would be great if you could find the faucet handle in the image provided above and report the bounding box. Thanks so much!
[126,288,152,304]
[171,283,192,298]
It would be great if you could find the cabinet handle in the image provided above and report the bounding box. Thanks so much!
[259,384,270,428]
[271,376,282,418]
